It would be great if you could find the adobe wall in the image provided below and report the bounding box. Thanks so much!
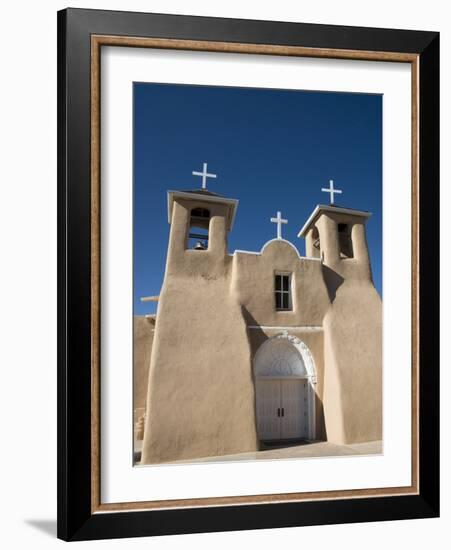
[231,239,330,327]
[141,199,259,464]
[133,316,154,424]
[322,282,382,443]
[141,275,258,464]
[315,213,382,444]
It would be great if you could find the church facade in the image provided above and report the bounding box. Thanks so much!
[134,175,382,465]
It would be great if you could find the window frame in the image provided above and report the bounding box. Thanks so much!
[274,271,293,311]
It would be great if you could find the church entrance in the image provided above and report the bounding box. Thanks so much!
[253,333,317,443]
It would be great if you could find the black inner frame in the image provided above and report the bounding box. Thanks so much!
[57,8,440,541]
[275,273,291,310]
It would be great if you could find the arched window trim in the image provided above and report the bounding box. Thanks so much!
[254,332,317,383]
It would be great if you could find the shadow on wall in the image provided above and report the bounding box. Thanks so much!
[322,265,344,303]
[315,394,327,442]
[242,306,266,449]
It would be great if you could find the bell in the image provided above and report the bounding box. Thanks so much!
[194,241,206,250]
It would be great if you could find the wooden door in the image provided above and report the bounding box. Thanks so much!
[280,379,308,439]
[256,379,310,441]
[255,380,281,440]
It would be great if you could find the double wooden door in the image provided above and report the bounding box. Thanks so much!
[256,379,309,441]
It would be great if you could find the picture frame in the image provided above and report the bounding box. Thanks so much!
[57,7,439,541]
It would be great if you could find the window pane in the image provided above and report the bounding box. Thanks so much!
[275,275,281,291]
[282,275,289,291]
[275,293,282,309]
[282,293,289,309]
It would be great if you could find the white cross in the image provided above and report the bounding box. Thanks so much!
[270,211,288,239]
[192,162,217,190]
[321,179,342,205]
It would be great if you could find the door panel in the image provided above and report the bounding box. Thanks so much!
[256,379,309,441]
[255,380,280,440]
[280,379,308,439]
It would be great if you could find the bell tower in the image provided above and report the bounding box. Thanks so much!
[296,182,382,447]
[142,165,257,464]
[300,205,371,265]
[298,179,373,282]
[165,163,238,278]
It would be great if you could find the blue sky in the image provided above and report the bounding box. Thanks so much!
[134,83,382,316]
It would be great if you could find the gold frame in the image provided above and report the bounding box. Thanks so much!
[90,35,419,514]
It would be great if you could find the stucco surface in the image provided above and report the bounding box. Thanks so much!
[232,239,330,327]
[141,254,258,463]
[133,316,154,420]
[315,209,382,444]
[323,283,382,443]
[141,197,259,464]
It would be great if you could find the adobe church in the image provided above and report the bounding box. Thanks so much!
[134,163,382,465]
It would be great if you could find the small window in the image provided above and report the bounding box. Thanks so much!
[275,273,292,311]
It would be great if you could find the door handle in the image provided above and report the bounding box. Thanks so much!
[277,408,280,417]
[281,408,285,417]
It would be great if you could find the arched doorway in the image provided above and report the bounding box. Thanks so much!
[253,332,317,442]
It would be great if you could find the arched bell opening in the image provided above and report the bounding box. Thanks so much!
[187,207,211,250]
